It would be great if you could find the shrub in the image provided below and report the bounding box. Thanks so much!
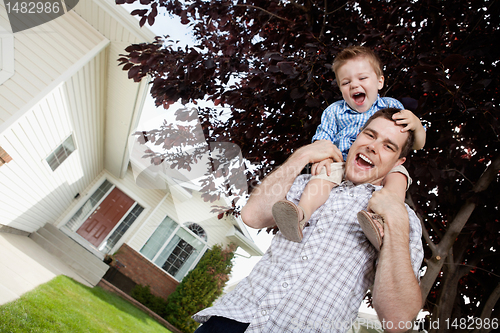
[164,243,237,333]
[130,284,168,317]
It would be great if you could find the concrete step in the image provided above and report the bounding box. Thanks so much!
[36,226,108,274]
[29,224,110,286]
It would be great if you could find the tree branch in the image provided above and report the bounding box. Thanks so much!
[407,194,438,254]
[472,281,500,333]
[234,4,293,22]
[439,154,500,251]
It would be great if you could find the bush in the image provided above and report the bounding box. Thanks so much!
[164,243,237,333]
[130,284,168,317]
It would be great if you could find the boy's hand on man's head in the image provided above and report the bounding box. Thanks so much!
[392,109,427,150]
[392,109,422,132]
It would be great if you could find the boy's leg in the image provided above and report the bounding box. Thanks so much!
[298,178,337,221]
[272,162,343,242]
[358,165,411,250]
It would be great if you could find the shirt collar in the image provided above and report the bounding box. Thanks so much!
[340,180,381,192]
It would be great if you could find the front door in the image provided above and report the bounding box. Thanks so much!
[77,187,135,247]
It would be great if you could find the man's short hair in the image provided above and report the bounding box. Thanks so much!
[362,108,415,158]
[332,46,384,79]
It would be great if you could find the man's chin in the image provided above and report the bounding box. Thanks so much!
[345,166,382,185]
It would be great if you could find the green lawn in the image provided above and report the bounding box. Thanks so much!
[0,275,172,333]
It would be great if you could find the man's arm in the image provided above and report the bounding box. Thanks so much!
[241,140,342,229]
[369,190,422,332]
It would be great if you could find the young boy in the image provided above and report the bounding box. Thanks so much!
[272,46,426,250]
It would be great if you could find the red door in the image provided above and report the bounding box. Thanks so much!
[77,187,135,247]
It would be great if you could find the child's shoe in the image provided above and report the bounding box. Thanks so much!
[272,200,308,242]
[357,210,384,251]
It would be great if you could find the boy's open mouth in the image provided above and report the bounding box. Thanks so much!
[356,153,374,169]
[353,92,366,105]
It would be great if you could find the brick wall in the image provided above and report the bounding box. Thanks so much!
[112,243,179,300]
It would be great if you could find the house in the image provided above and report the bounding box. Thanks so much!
[0,0,262,305]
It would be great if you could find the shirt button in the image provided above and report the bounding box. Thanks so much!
[349,192,354,197]
[302,255,308,261]
[261,310,267,316]
[282,282,288,288]
[318,228,323,233]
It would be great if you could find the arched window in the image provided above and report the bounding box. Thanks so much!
[185,222,207,241]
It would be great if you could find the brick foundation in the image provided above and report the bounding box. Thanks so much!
[112,244,179,300]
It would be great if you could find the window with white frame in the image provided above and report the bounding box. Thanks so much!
[46,135,76,171]
[140,217,207,281]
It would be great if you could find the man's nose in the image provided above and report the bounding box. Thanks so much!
[367,142,377,153]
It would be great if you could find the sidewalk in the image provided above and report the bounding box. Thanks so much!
[0,231,91,305]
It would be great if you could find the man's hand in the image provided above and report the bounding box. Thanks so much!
[309,141,343,176]
[392,109,426,150]
[296,140,343,166]
[242,140,342,229]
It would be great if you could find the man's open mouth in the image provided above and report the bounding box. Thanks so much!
[356,153,374,168]
[353,92,366,105]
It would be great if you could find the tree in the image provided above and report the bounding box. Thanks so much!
[164,243,236,333]
[117,0,500,331]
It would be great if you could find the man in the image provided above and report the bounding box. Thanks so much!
[193,108,424,333]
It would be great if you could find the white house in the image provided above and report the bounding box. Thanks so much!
[0,0,262,303]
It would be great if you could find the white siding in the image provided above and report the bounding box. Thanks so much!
[0,2,106,130]
[74,0,154,44]
[0,52,107,232]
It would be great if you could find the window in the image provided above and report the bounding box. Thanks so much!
[46,135,76,171]
[0,146,12,166]
[141,217,207,281]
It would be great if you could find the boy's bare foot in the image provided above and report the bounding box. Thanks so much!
[272,200,308,242]
[357,211,384,251]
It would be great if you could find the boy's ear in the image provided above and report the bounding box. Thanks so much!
[378,75,385,90]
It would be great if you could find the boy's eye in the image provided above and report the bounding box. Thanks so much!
[385,144,395,151]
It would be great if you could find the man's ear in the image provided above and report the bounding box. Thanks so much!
[378,75,385,90]
[395,157,406,167]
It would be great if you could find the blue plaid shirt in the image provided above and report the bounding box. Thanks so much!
[312,96,404,160]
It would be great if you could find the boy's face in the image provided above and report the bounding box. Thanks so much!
[336,56,384,113]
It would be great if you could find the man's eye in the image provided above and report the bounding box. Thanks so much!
[385,144,395,151]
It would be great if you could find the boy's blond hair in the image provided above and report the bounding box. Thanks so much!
[332,46,384,79]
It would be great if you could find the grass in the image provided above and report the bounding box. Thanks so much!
[0,275,172,333]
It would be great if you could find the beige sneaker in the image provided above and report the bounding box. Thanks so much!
[272,200,308,243]
[357,210,384,251]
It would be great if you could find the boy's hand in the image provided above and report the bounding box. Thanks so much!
[392,109,426,150]
[392,109,421,132]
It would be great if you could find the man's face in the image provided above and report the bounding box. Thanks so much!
[337,57,384,113]
[345,117,408,185]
